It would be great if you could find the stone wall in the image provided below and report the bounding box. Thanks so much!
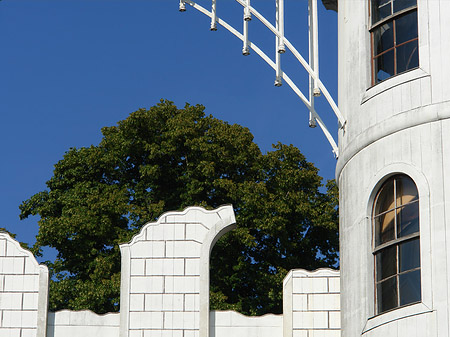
[0,233,49,337]
[0,206,341,337]
[283,269,340,337]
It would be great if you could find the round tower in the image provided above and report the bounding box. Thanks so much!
[337,0,449,336]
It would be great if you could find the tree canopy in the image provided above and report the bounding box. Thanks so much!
[20,100,338,315]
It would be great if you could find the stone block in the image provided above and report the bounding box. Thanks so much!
[0,328,21,337]
[184,294,200,311]
[164,312,199,329]
[164,276,199,294]
[131,242,165,259]
[143,330,184,337]
[129,330,143,337]
[4,275,39,292]
[328,278,340,293]
[130,276,164,294]
[131,259,146,276]
[23,293,38,310]
[328,311,341,329]
[307,294,340,311]
[308,330,341,337]
[20,329,37,337]
[145,259,185,276]
[292,330,308,337]
[292,294,308,311]
[129,312,164,329]
[145,294,184,311]
[2,310,38,328]
[183,330,200,337]
[292,311,328,329]
[130,294,145,311]
[24,259,39,275]
[0,257,25,274]
[165,241,201,258]
[185,224,208,243]
[6,241,28,257]
[146,224,185,241]
[292,277,328,294]
[0,239,6,256]
[0,292,22,309]
[184,259,200,276]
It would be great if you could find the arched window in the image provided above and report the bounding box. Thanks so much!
[370,0,419,84]
[373,174,421,314]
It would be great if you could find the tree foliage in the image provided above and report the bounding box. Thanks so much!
[20,100,338,315]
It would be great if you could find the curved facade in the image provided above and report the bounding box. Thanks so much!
[337,0,450,336]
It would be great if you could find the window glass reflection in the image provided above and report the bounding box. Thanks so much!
[375,210,395,246]
[396,40,419,74]
[375,50,395,83]
[396,11,418,45]
[377,277,398,313]
[376,246,397,280]
[399,239,420,272]
[393,0,417,13]
[373,22,394,56]
[375,180,395,214]
[397,202,419,237]
[396,175,419,205]
[399,270,421,305]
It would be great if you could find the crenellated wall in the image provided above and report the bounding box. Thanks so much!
[0,233,49,337]
[0,206,341,337]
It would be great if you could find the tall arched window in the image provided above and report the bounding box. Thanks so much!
[370,0,419,84]
[373,174,421,314]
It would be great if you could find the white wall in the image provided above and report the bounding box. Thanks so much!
[0,208,342,337]
[46,310,120,337]
[337,0,449,336]
[0,233,49,337]
[119,205,237,337]
[284,269,340,337]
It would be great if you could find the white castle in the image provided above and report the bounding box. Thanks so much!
[0,0,444,336]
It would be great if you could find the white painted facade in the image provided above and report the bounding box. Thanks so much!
[337,0,450,336]
[0,206,340,337]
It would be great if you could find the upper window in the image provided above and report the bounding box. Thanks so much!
[370,0,419,84]
[373,174,421,314]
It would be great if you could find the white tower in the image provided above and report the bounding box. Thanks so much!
[337,0,449,336]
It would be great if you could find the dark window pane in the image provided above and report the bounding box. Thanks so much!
[397,40,419,73]
[379,3,393,22]
[375,180,395,215]
[376,246,397,280]
[393,0,416,13]
[399,270,421,305]
[372,0,392,24]
[396,175,418,206]
[374,50,395,83]
[397,202,419,237]
[377,277,398,313]
[399,239,420,272]
[375,211,395,246]
[396,11,418,45]
[373,22,394,56]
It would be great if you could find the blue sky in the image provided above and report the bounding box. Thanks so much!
[0,0,338,260]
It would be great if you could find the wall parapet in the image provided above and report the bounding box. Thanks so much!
[0,232,49,337]
[283,268,340,337]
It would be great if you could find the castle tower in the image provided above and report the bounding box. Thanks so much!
[337,0,450,336]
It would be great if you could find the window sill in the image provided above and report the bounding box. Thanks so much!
[361,67,430,105]
[362,302,432,334]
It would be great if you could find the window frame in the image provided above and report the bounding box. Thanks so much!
[369,0,419,85]
[372,174,421,315]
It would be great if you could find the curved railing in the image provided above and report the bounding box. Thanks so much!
[179,0,345,157]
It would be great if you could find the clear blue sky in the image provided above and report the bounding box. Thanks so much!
[0,0,338,260]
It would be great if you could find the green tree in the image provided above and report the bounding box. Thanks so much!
[20,100,338,315]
